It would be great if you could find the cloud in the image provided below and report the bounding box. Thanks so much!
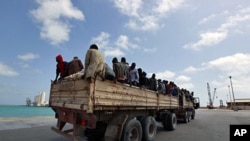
[113,0,184,31]
[115,35,139,50]
[30,0,84,45]
[0,62,19,77]
[155,70,176,80]
[17,53,39,61]
[182,53,250,94]
[203,53,250,77]
[184,66,199,73]
[143,48,157,53]
[91,32,110,49]
[184,53,250,77]
[183,31,227,51]
[153,0,184,15]
[184,7,250,50]
[104,49,125,57]
[176,75,191,82]
[198,11,229,25]
[90,32,140,57]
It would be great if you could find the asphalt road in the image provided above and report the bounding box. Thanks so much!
[0,109,249,141]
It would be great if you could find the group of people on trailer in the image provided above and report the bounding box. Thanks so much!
[53,44,194,100]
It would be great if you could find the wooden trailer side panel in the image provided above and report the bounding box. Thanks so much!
[183,95,193,108]
[94,79,158,108]
[50,78,180,112]
[49,79,90,111]
[158,94,179,108]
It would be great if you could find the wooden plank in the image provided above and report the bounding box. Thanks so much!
[50,78,193,113]
[95,91,158,103]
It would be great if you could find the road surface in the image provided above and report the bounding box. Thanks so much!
[0,109,249,141]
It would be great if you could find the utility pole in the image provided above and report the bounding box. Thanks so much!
[229,76,236,111]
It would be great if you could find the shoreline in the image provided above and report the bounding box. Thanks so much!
[0,116,56,131]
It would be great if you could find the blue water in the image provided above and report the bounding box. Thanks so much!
[0,105,55,118]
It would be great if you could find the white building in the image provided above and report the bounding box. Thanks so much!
[33,92,48,106]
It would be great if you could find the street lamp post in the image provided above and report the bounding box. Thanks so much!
[229,76,236,111]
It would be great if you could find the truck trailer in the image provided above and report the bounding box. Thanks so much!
[49,76,200,141]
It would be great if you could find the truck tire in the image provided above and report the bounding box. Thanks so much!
[187,111,191,122]
[191,109,195,120]
[183,111,189,123]
[141,116,157,141]
[121,118,142,141]
[163,113,177,131]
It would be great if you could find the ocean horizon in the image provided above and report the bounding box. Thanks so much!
[0,105,54,118]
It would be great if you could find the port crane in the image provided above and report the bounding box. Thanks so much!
[207,83,216,109]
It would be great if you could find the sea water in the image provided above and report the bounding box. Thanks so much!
[0,105,54,118]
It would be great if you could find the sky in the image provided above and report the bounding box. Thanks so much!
[1,0,250,106]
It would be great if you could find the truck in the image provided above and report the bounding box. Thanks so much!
[49,76,200,141]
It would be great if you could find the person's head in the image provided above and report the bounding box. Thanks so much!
[73,56,78,59]
[131,62,136,69]
[112,57,118,63]
[89,44,98,50]
[152,73,155,79]
[138,68,142,73]
[56,54,63,63]
[121,57,126,63]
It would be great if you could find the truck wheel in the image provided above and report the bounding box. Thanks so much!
[187,112,191,122]
[163,113,177,131]
[121,118,142,141]
[141,116,157,141]
[191,109,195,120]
[183,111,189,123]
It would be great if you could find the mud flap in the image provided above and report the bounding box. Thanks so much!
[104,113,128,141]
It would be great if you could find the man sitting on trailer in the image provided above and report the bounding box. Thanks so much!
[83,44,105,82]
[112,57,125,83]
[67,56,84,76]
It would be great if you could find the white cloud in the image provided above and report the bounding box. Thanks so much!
[178,83,194,90]
[115,35,139,50]
[0,62,19,77]
[113,0,184,31]
[143,48,157,53]
[30,0,84,45]
[184,66,199,73]
[185,53,250,77]
[114,0,142,17]
[17,53,39,61]
[155,70,175,80]
[91,32,110,49]
[199,11,229,25]
[176,75,191,82]
[91,32,140,57]
[203,53,250,77]
[104,49,125,57]
[184,7,250,51]
[183,53,250,98]
[153,0,184,16]
[183,31,227,51]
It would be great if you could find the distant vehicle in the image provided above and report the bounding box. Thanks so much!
[49,77,200,141]
[194,97,200,109]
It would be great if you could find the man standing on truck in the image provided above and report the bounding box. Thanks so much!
[83,44,105,82]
